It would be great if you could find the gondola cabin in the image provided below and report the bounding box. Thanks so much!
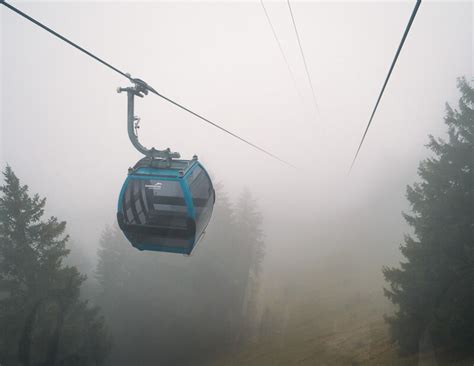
[117,156,215,255]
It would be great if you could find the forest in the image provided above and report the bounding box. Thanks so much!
[0,78,472,365]
[0,1,472,365]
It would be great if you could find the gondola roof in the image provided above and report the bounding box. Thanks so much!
[130,157,199,178]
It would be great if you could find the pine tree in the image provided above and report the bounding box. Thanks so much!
[96,182,266,364]
[0,166,109,366]
[382,77,474,355]
[96,182,243,365]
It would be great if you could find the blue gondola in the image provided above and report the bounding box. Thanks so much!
[117,156,215,254]
[116,79,215,254]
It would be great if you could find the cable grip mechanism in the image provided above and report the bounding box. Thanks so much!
[118,77,181,162]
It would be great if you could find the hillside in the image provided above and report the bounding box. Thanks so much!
[213,268,473,366]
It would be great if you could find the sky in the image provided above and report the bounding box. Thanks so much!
[0,0,472,277]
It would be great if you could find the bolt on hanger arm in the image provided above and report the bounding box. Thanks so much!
[118,78,181,161]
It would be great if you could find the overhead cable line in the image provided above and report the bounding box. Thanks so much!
[260,0,303,105]
[1,0,129,80]
[349,0,422,172]
[287,0,319,116]
[0,0,293,168]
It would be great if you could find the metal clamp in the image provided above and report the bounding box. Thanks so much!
[118,78,180,161]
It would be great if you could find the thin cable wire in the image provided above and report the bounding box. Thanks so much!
[148,89,294,167]
[287,0,319,116]
[260,0,303,104]
[350,0,422,172]
[1,1,131,81]
[1,0,293,167]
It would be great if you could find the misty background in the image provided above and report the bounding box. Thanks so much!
[0,1,472,362]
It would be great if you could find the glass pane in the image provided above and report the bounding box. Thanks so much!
[187,167,213,219]
[122,178,188,230]
[187,166,214,236]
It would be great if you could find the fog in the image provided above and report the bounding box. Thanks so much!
[0,0,472,364]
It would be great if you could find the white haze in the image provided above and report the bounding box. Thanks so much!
[0,1,472,290]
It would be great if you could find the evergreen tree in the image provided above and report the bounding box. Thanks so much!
[96,182,266,365]
[383,78,474,355]
[0,166,109,366]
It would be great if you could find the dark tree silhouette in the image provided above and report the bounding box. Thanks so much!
[383,78,474,355]
[0,166,109,366]
[96,182,266,365]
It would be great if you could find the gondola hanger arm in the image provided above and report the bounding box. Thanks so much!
[118,79,180,161]
[0,0,294,168]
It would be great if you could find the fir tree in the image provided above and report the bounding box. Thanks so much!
[96,182,266,364]
[0,166,109,366]
[383,78,474,355]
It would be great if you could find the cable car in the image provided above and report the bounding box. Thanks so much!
[116,79,214,254]
[117,156,215,254]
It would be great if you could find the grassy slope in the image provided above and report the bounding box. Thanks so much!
[213,262,473,366]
